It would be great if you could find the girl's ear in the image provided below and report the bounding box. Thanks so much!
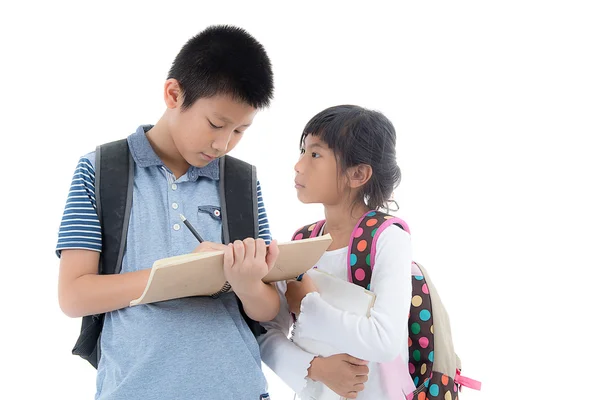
[347,164,373,189]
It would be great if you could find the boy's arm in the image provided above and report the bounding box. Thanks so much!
[237,281,280,322]
[224,238,280,321]
[58,249,150,318]
[57,155,150,317]
[233,179,278,322]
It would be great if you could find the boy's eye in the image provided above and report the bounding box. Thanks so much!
[208,120,223,129]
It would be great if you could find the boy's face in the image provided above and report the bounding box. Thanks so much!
[294,134,343,205]
[167,88,257,168]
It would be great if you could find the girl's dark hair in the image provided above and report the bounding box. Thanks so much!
[168,25,274,110]
[300,105,401,211]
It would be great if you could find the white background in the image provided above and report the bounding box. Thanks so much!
[1,1,598,399]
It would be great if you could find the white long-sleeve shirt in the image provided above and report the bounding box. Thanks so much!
[259,225,412,399]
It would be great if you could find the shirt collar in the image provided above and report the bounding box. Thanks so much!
[127,125,219,181]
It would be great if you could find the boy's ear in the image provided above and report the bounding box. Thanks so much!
[347,164,373,189]
[164,79,182,109]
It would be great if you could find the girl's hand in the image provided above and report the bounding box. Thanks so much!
[308,354,370,398]
[285,274,318,316]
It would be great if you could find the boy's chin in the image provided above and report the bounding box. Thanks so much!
[187,155,218,168]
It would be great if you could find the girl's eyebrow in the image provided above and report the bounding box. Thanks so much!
[306,143,326,150]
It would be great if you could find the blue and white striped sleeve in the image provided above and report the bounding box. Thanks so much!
[256,180,272,245]
[56,157,102,256]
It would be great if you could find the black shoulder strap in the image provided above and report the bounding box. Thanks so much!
[97,139,135,275]
[219,155,258,243]
[219,155,266,336]
[72,139,133,368]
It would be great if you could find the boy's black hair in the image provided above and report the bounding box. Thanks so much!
[300,105,402,211]
[168,25,274,110]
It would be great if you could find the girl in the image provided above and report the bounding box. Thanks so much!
[259,105,412,399]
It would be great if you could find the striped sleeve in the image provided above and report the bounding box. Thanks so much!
[256,180,272,245]
[56,157,102,256]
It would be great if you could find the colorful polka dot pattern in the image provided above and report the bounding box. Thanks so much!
[416,372,459,400]
[409,273,435,391]
[348,211,408,290]
[291,220,324,242]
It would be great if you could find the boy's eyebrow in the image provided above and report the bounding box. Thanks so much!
[213,113,251,127]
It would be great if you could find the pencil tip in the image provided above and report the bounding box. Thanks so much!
[179,214,186,221]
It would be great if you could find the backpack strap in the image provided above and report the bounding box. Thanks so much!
[72,139,134,368]
[219,155,258,243]
[291,220,326,241]
[347,210,409,289]
[219,155,266,337]
[346,210,415,398]
[96,139,135,275]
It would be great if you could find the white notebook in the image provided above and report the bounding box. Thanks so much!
[292,268,376,400]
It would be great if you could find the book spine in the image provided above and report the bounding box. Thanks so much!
[210,281,232,299]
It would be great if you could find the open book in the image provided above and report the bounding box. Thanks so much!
[130,234,332,306]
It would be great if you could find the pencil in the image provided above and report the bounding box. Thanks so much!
[179,214,204,243]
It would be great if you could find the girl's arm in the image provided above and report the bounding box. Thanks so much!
[259,282,370,397]
[292,226,412,362]
[258,281,318,394]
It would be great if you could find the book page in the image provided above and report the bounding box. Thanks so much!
[130,234,332,306]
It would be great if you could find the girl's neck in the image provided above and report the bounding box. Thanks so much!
[323,202,370,250]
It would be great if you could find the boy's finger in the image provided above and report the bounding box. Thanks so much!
[223,244,234,269]
[233,240,245,265]
[265,240,279,271]
[243,238,256,263]
[255,238,266,261]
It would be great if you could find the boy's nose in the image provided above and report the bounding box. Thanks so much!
[211,133,231,153]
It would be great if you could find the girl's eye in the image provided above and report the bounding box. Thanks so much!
[208,120,223,129]
[311,152,320,158]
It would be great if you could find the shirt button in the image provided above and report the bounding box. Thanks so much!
[171,184,177,190]
[214,209,221,217]
[173,224,181,231]
[172,203,179,210]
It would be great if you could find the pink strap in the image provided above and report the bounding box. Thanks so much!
[455,370,482,391]
[309,220,326,238]
[379,354,416,399]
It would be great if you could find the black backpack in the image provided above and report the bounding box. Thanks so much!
[71,139,266,368]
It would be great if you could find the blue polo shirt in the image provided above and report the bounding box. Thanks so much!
[57,125,272,399]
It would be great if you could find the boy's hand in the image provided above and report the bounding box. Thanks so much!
[286,274,318,316]
[308,354,369,398]
[224,238,279,295]
[193,241,228,253]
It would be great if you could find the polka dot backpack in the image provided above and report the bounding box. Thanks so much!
[292,210,481,399]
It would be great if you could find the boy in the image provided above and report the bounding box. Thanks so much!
[57,25,279,399]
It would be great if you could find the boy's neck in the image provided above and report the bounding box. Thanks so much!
[146,115,190,179]
[323,202,370,250]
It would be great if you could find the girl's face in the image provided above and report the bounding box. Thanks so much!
[294,134,345,205]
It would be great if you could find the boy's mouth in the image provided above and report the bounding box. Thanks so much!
[200,153,217,162]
